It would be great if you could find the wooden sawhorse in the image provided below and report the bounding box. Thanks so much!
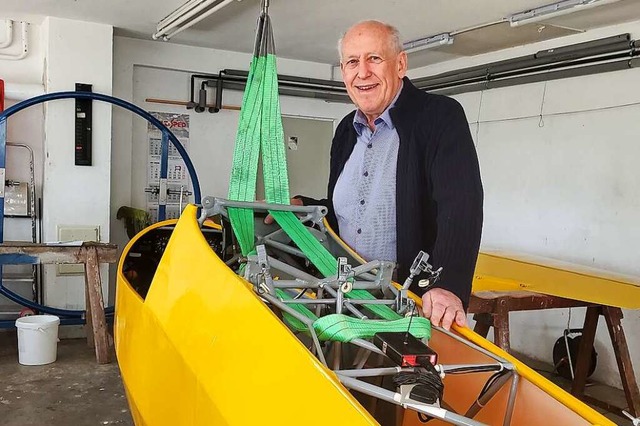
[469,291,640,417]
[0,242,118,364]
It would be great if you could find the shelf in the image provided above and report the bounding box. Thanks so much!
[1,274,35,283]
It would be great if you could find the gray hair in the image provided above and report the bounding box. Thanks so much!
[337,20,403,61]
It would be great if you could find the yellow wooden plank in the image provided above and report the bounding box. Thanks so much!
[473,251,640,309]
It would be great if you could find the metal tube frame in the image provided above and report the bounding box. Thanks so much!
[200,198,525,425]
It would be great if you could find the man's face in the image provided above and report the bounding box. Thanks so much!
[340,23,407,123]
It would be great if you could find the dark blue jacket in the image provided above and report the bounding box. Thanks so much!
[302,77,483,309]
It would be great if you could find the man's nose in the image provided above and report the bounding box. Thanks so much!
[357,60,372,78]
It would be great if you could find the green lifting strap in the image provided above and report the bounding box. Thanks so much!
[275,290,431,343]
[315,314,431,342]
[227,7,413,324]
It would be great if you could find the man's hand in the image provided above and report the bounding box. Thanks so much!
[421,288,466,331]
[263,197,303,225]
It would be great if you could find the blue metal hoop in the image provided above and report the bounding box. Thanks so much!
[0,91,201,324]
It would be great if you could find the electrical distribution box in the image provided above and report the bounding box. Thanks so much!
[75,83,93,166]
[56,226,100,276]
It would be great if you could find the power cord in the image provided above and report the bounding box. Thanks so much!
[393,363,444,406]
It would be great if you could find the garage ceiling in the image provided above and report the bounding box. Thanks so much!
[2,0,640,68]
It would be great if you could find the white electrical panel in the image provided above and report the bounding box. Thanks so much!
[56,226,100,276]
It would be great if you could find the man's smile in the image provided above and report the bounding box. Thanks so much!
[355,83,379,91]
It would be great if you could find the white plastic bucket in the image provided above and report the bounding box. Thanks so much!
[15,315,61,365]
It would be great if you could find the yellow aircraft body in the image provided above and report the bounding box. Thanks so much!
[115,205,614,425]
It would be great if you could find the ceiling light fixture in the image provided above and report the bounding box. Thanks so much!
[403,33,454,54]
[153,0,238,41]
[509,0,621,27]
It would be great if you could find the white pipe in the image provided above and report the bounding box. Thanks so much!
[0,19,14,49]
[153,0,219,40]
[162,0,235,40]
[0,21,28,61]
[510,0,621,27]
[4,83,45,101]
[157,0,207,30]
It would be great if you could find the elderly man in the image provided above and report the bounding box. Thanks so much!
[292,20,483,330]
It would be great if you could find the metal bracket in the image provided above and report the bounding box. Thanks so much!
[198,196,328,227]
[337,257,353,293]
[418,267,442,289]
[622,410,640,426]
[256,244,275,295]
[402,250,442,290]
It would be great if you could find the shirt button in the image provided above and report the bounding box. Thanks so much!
[360,199,365,205]
[357,228,362,234]
[363,171,369,177]
[367,143,372,149]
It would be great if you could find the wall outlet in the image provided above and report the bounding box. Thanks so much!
[56,225,100,276]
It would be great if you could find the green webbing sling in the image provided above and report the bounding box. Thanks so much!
[276,290,431,343]
[227,7,418,328]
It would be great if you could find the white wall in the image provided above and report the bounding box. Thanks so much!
[1,17,113,315]
[409,20,640,388]
[40,18,113,310]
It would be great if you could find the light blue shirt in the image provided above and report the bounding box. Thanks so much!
[333,86,402,262]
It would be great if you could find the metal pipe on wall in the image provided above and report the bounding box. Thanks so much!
[425,49,638,93]
[0,19,14,49]
[434,54,639,97]
[415,34,638,96]
[177,33,637,112]
[186,70,349,113]
[412,34,632,89]
[0,21,28,61]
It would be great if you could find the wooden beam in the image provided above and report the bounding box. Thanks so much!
[84,246,110,364]
[603,307,640,416]
[0,242,118,264]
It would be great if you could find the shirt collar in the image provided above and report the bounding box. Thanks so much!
[352,81,403,135]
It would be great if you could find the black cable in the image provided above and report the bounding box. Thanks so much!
[445,365,503,374]
[477,370,508,400]
[393,366,444,405]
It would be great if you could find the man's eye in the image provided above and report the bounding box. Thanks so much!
[346,59,358,68]
[369,56,383,63]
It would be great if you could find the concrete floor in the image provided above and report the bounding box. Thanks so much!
[0,329,633,425]
[0,330,133,426]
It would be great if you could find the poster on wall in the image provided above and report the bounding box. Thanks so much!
[146,112,191,222]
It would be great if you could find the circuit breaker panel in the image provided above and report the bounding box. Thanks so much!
[75,83,92,166]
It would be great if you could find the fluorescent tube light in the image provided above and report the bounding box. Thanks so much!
[153,0,237,41]
[403,33,453,54]
[509,0,621,27]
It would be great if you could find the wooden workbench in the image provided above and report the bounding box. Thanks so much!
[471,250,640,417]
[0,242,118,364]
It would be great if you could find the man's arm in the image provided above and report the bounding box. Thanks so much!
[421,98,483,329]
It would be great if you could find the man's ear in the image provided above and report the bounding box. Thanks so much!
[397,51,408,78]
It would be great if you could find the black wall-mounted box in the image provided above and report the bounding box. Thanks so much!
[75,83,92,166]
